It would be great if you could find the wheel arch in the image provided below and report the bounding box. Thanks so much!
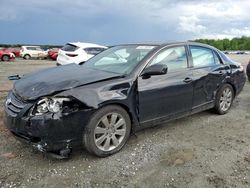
[225,81,236,97]
[1,54,10,61]
[24,54,31,58]
[98,102,138,130]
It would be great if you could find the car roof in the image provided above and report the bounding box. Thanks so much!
[68,42,107,49]
[161,41,218,49]
[113,41,218,51]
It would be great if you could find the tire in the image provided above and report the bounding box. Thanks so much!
[248,77,250,82]
[2,55,10,61]
[23,54,31,60]
[83,105,131,157]
[214,84,234,115]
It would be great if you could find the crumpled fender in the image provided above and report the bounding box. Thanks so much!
[58,78,139,126]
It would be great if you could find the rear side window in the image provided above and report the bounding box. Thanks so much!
[85,48,106,55]
[149,46,188,71]
[61,44,78,52]
[35,47,43,51]
[190,46,216,67]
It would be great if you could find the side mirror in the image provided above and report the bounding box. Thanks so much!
[141,64,168,78]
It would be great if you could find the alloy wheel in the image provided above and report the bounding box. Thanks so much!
[219,87,232,112]
[2,55,10,61]
[94,113,126,152]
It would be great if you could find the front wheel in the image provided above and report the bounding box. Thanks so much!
[2,55,10,61]
[23,54,31,60]
[214,84,234,115]
[83,105,131,157]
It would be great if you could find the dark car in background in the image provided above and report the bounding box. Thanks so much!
[4,42,246,158]
[247,61,250,81]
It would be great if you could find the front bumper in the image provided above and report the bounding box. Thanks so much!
[4,93,93,153]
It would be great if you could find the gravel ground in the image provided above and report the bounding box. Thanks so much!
[0,56,250,188]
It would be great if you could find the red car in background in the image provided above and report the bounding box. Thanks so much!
[3,48,21,57]
[0,50,15,61]
[48,48,59,60]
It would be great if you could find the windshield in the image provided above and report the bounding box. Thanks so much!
[82,45,156,74]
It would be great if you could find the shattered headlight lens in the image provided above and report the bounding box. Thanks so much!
[35,97,71,115]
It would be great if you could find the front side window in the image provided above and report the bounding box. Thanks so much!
[35,47,43,51]
[83,45,156,74]
[148,46,188,71]
[190,46,216,67]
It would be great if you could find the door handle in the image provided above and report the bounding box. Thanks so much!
[183,77,193,83]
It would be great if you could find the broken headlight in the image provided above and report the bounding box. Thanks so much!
[34,97,71,115]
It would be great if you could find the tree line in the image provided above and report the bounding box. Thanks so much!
[1,36,250,51]
[194,36,250,51]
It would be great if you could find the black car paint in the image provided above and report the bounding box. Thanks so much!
[14,64,124,100]
[4,42,246,155]
[247,63,250,81]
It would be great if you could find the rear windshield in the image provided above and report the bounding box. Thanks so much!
[61,44,78,52]
[84,47,106,55]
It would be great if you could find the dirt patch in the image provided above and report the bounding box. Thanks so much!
[207,175,227,188]
[244,154,250,163]
[160,148,194,166]
[1,152,17,160]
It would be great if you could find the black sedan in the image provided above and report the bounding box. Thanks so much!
[4,42,246,157]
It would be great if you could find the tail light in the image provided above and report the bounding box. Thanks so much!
[66,54,78,57]
[248,60,250,65]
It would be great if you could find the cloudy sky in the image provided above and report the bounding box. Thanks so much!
[1,0,250,45]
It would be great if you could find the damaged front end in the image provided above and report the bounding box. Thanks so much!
[4,90,94,158]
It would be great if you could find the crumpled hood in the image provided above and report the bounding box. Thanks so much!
[14,64,121,100]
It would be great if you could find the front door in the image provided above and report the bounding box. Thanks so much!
[137,45,193,123]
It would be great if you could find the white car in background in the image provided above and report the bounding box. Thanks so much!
[20,46,48,60]
[57,42,107,65]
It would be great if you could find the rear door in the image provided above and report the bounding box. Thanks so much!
[27,47,36,57]
[138,45,193,123]
[189,45,228,107]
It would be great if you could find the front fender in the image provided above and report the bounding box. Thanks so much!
[58,80,139,128]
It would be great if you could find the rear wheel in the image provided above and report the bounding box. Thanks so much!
[83,105,131,157]
[23,54,31,60]
[214,84,234,114]
[2,55,10,61]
